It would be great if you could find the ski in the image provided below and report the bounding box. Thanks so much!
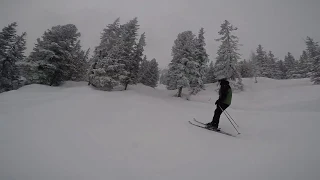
[189,119,236,137]
[193,118,206,125]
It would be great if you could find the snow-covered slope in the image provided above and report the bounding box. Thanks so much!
[1,78,320,180]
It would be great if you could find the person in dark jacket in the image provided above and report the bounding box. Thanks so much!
[206,79,232,129]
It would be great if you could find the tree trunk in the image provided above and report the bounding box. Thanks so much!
[125,83,128,90]
[177,87,183,97]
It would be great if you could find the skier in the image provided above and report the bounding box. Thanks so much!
[206,78,232,129]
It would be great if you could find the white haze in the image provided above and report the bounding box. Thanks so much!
[0,0,319,67]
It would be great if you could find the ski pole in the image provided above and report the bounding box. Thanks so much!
[219,105,241,134]
[224,109,239,128]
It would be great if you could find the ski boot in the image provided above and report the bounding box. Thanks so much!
[206,123,220,131]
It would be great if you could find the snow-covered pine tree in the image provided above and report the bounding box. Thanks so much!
[89,19,127,90]
[275,60,286,79]
[305,37,320,84]
[284,52,296,79]
[138,55,149,82]
[272,62,283,80]
[10,32,27,86]
[267,51,280,79]
[12,32,27,62]
[306,37,318,63]
[298,50,310,78]
[0,22,27,92]
[133,32,146,83]
[247,59,255,78]
[238,59,253,78]
[88,18,122,85]
[167,31,197,97]
[205,61,216,83]
[190,28,209,94]
[286,51,307,79]
[141,58,159,88]
[288,60,301,79]
[120,18,140,90]
[95,18,121,58]
[311,52,320,84]
[71,45,90,81]
[89,39,127,90]
[28,24,88,86]
[256,45,271,78]
[159,68,169,85]
[0,23,17,58]
[236,61,243,77]
[214,20,243,90]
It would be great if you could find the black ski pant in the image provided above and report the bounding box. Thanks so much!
[211,103,229,127]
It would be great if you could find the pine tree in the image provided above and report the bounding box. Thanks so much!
[71,45,90,81]
[306,37,318,59]
[138,55,149,82]
[89,20,127,90]
[89,18,145,90]
[141,58,159,88]
[299,50,309,78]
[89,18,122,87]
[132,32,146,83]
[12,32,27,62]
[287,51,309,79]
[305,37,320,84]
[236,61,243,77]
[167,31,197,97]
[190,28,209,94]
[0,22,26,92]
[288,60,301,79]
[89,47,127,90]
[94,18,121,58]
[275,60,286,79]
[256,45,271,78]
[238,59,253,78]
[267,51,280,79]
[214,20,243,90]
[311,53,320,84]
[28,24,88,86]
[159,68,169,85]
[249,51,259,83]
[284,52,296,79]
[205,61,216,83]
[120,18,140,90]
[0,22,17,58]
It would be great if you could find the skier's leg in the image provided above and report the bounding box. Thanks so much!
[211,104,223,127]
[212,103,230,127]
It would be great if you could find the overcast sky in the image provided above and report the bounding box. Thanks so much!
[1,0,319,68]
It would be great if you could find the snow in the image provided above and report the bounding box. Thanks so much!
[1,78,320,180]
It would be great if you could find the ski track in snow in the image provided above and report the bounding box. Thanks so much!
[0,78,320,180]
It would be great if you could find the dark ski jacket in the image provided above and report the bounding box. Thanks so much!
[218,80,232,105]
